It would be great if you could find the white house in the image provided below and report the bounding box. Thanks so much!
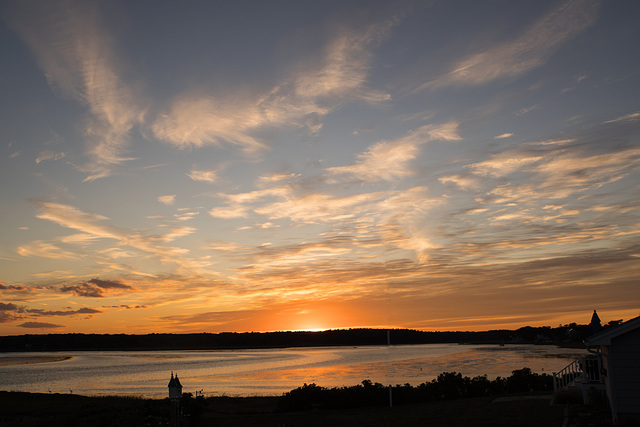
[584,315,640,424]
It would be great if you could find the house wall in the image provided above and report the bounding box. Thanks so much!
[610,327,640,419]
[600,346,616,418]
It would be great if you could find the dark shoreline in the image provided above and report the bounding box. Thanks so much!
[0,326,592,353]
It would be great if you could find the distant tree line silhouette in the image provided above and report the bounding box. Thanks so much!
[0,323,606,352]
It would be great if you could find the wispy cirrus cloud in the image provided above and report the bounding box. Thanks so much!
[420,0,599,90]
[36,203,118,239]
[604,111,640,124]
[152,17,396,153]
[327,122,461,182]
[467,145,640,200]
[293,20,395,102]
[209,187,292,219]
[35,151,66,164]
[210,182,442,267]
[161,226,196,242]
[439,174,480,190]
[433,118,640,271]
[25,202,208,275]
[533,147,640,198]
[204,120,456,264]
[467,151,543,178]
[17,241,79,260]
[158,195,176,205]
[8,0,145,181]
[188,169,218,183]
[258,172,301,184]
[151,95,271,153]
[255,191,388,224]
[494,133,513,140]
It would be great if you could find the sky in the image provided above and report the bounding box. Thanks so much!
[1,0,639,336]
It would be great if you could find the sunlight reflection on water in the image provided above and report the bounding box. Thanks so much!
[0,344,586,397]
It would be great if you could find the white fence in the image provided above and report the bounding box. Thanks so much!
[553,354,603,392]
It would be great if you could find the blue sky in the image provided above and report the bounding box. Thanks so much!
[1,0,639,334]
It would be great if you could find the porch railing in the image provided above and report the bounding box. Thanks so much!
[553,354,602,392]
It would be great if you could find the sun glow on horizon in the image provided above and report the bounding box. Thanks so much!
[290,327,329,333]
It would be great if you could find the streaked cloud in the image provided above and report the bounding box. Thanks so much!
[327,122,461,182]
[35,151,66,164]
[61,278,132,298]
[0,283,28,292]
[152,96,270,153]
[604,111,640,124]
[18,322,65,329]
[525,138,575,146]
[1,300,102,325]
[516,104,542,116]
[255,191,386,223]
[27,307,102,317]
[158,195,176,205]
[28,202,209,275]
[17,241,79,260]
[293,21,395,102]
[494,133,513,140]
[152,17,396,153]
[467,151,543,178]
[420,0,599,90]
[187,169,218,183]
[161,226,196,242]
[8,0,146,181]
[209,204,251,219]
[439,175,480,190]
[258,172,301,184]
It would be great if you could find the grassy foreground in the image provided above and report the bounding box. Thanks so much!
[0,390,618,427]
[0,369,619,426]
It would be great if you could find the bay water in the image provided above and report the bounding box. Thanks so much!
[0,344,586,398]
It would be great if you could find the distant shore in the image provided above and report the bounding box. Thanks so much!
[0,326,594,353]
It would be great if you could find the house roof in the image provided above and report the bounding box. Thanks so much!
[584,315,640,346]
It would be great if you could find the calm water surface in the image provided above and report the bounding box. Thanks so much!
[0,344,585,397]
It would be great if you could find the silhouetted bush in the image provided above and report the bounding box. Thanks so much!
[279,383,325,411]
[506,367,553,393]
[434,372,465,399]
[466,375,492,397]
[278,367,554,411]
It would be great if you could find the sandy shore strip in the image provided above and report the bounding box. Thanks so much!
[0,356,72,367]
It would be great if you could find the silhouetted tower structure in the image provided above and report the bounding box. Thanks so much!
[168,372,183,427]
[591,310,602,334]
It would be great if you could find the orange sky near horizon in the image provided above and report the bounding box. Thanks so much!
[7,292,636,336]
